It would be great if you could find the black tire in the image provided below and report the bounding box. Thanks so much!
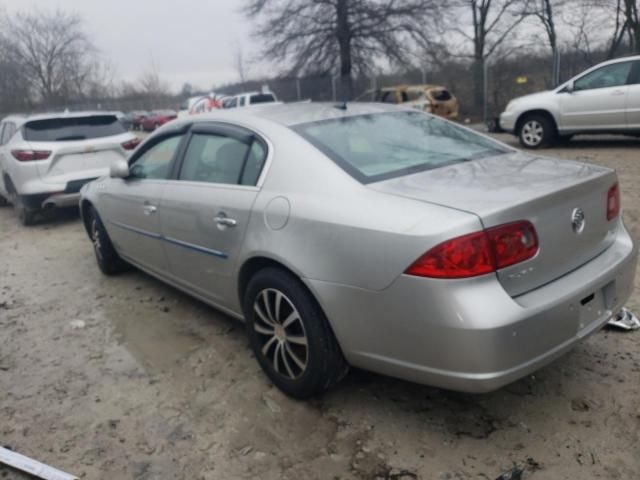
[13,196,38,226]
[244,267,348,399]
[518,114,556,149]
[88,206,129,275]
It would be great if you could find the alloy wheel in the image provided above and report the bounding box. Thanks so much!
[91,218,103,262]
[521,120,544,147]
[253,288,308,379]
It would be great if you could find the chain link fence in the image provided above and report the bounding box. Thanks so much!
[0,51,606,123]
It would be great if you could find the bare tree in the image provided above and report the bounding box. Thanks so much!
[4,9,97,107]
[607,0,640,57]
[529,0,568,85]
[453,0,530,112]
[234,43,248,84]
[138,64,170,97]
[244,0,438,98]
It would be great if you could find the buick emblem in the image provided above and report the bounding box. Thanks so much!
[571,208,585,234]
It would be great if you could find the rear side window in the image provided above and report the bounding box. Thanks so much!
[294,111,509,184]
[249,94,275,104]
[179,133,266,186]
[24,115,126,142]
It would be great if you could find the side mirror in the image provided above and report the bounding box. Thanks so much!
[564,81,574,94]
[109,159,130,179]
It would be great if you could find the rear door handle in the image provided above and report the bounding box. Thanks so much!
[214,214,237,227]
[142,204,157,215]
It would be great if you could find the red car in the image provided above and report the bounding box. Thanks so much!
[141,110,177,131]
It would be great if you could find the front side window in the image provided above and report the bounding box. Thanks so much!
[23,115,125,141]
[574,62,632,91]
[293,111,509,184]
[179,133,266,186]
[130,135,183,180]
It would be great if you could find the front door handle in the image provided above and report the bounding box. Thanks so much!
[611,90,626,96]
[214,214,237,227]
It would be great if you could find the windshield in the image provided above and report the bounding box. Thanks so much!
[293,111,510,183]
[24,115,126,142]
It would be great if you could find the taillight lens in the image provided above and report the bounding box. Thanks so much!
[11,149,51,161]
[607,183,620,221]
[486,221,538,269]
[122,138,142,151]
[405,231,495,278]
[405,221,539,279]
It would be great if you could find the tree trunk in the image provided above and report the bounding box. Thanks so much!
[472,57,484,113]
[336,0,353,99]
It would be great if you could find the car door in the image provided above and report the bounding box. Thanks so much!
[101,131,187,275]
[559,61,633,130]
[158,123,268,306]
[625,60,640,129]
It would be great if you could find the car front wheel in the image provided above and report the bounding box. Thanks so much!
[518,114,555,149]
[244,268,348,399]
[89,206,129,275]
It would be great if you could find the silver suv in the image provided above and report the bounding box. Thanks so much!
[500,56,640,148]
[0,112,139,224]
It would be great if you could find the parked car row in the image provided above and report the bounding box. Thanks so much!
[1,59,637,400]
[500,54,640,148]
[0,112,140,224]
[3,102,632,399]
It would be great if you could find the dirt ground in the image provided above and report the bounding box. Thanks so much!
[1,134,640,480]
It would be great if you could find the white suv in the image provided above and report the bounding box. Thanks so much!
[223,91,279,109]
[0,112,139,225]
[500,55,640,148]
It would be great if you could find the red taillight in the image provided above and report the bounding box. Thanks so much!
[122,138,142,151]
[11,149,51,162]
[405,231,495,278]
[486,221,539,269]
[405,221,539,279]
[607,183,620,221]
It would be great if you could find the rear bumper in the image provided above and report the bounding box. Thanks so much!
[308,221,637,393]
[19,177,97,210]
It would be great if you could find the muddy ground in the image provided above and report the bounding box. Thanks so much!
[1,134,639,480]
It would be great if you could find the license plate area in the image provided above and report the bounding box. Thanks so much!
[577,281,615,333]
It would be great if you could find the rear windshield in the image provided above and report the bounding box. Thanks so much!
[249,94,275,104]
[24,115,126,142]
[293,111,510,184]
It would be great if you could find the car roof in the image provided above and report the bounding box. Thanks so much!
[172,102,405,128]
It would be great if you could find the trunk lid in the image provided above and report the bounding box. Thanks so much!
[29,135,130,184]
[370,151,619,296]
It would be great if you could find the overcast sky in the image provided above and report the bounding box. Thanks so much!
[1,0,261,92]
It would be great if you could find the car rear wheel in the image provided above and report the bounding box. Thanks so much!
[244,268,348,399]
[13,195,38,226]
[518,114,555,149]
[89,206,129,275]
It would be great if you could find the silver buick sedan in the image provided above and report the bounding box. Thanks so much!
[79,103,637,398]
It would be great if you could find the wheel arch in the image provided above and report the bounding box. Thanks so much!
[237,256,309,309]
[515,109,558,135]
